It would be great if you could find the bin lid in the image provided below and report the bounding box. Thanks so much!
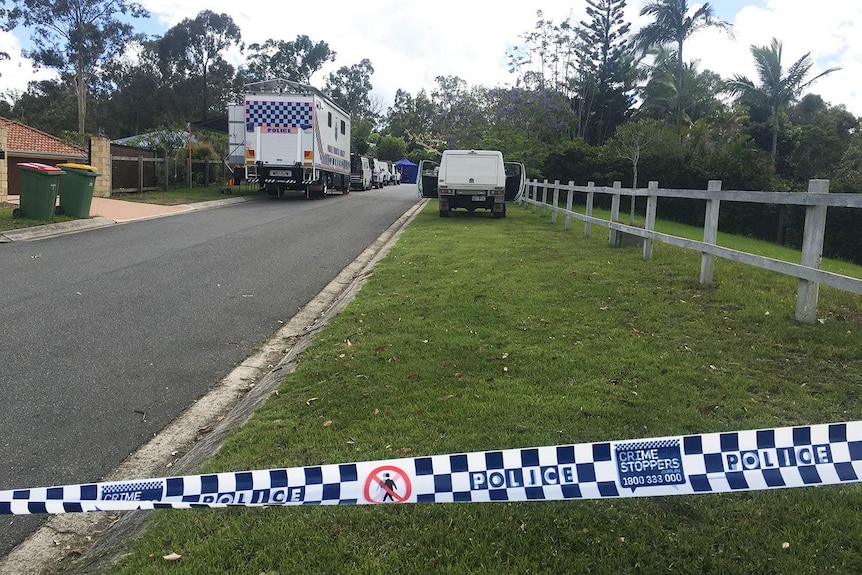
[18,162,64,173]
[57,163,99,173]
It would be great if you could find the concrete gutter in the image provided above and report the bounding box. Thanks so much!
[0,197,429,575]
[0,217,117,243]
[0,196,259,243]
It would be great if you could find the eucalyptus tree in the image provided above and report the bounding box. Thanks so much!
[431,75,483,149]
[507,11,586,143]
[99,39,180,135]
[158,10,242,120]
[240,36,335,85]
[324,58,375,124]
[386,88,436,141]
[633,0,730,132]
[7,78,77,134]
[0,0,10,65]
[4,0,149,133]
[788,95,857,184]
[506,10,578,96]
[725,38,840,168]
[833,130,862,192]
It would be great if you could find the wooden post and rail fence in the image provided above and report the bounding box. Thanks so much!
[519,179,862,324]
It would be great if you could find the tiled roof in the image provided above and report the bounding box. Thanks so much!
[0,117,87,157]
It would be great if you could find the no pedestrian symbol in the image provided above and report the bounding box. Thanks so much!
[364,465,412,503]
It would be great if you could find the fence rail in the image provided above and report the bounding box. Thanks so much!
[519,179,862,324]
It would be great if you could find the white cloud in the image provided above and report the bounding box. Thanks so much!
[685,1,862,113]
[0,31,57,99]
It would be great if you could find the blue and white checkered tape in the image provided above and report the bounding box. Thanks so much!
[245,100,313,131]
[2,421,860,514]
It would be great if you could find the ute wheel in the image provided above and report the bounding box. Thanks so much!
[12,207,22,218]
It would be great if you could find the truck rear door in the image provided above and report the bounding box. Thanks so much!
[504,162,526,201]
[417,160,439,198]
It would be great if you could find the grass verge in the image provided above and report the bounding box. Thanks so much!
[102,201,862,574]
[114,185,262,205]
[0,202,80,233]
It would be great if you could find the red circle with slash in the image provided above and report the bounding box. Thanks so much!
[364,465,412,503]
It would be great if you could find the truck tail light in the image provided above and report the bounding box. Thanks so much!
[490,187,504,196]
[439,187,454,195]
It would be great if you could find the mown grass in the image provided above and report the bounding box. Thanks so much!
[0,202,80,233]
[106,201,862,575]
[533,199,862,277]
[115,184,262,205]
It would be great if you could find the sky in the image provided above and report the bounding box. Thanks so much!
[1,0,860,122]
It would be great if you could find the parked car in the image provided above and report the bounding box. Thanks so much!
[418,151,526,218]
[378,161,392,186]
[350,154,372,190]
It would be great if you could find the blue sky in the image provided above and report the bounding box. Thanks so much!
[1,0,858,119]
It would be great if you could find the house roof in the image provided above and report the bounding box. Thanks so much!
[0,117,87,158]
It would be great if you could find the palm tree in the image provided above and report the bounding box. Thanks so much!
[725,38,840,168]
[634,0,731,131]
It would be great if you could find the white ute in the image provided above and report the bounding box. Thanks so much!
[436,149,507,218]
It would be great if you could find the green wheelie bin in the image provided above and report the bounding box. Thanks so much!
[14,162,64,222]
[56,163,100,218]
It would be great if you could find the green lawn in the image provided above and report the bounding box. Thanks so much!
[114,184,262,205]
[72,201,862,573]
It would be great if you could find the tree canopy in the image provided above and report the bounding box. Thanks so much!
[5,0,149,132]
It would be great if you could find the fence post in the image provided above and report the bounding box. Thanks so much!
[585,181,594,238]
[700,180,722,284]
[795,179,830,324]
[551,180,560,224]
[564,181,574,230]
[643,181,658,261]
[609,181,621,246]
[540,180,549,216]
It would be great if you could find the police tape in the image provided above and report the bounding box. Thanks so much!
[2,421,861,514]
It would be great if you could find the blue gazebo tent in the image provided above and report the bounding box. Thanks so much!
[393,157,419,184]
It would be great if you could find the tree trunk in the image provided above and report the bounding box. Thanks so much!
[75,66,87,134]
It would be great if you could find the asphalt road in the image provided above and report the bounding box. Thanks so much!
[0,185,421,556]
